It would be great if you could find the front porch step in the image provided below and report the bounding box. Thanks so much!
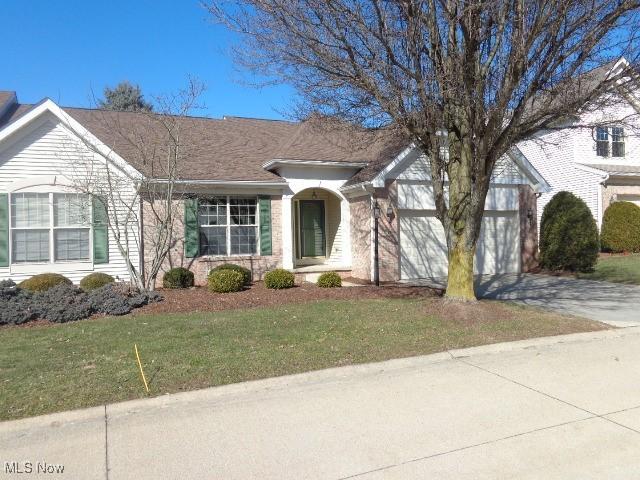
[289,265,352,283]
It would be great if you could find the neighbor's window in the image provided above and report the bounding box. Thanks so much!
[10,192,91,264]
[198,196,258,256]
[596,126,625,158]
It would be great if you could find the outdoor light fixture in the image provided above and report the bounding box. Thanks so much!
[373,202,381,219]
[527,208,534,226]
[312,190,318,199]
[386,205,393,222]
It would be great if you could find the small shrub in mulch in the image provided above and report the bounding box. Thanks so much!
[317,272,342,288]
[601,201,640,253]
[264,269,295,289]
[80,272,115,291]
[162,267,195,289]
[0,282,163,327]
[208,269,245,293]
[19,273,73,292]
[210,264,252,286]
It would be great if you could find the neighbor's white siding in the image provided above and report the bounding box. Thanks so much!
[0,113,139,283]
[517,133,604,228]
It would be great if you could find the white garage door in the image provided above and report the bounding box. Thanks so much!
[400,211,521,279]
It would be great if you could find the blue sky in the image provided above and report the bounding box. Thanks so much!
[2,0,294,119]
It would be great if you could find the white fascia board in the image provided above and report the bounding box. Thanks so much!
[507,146,552,193]
[0,98,143,181]
[263,159,368,170]
[371,143,416,188]
[339,181,375,198]
[147,179,287,188]
[573,163,610,179]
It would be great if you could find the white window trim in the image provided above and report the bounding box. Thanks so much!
[198,195,261,258]
[8,192,94,267]
[596,126,626,158]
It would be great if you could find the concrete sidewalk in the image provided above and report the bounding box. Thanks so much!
[3,328,640,479]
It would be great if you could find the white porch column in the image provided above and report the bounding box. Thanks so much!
[281,194,294,269]
[340,195,352,266]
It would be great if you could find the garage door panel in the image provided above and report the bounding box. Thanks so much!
[400,215,447,279]
[400,212,520,280]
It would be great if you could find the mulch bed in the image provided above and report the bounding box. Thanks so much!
[135,282,442,316]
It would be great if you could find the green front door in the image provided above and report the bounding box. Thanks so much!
[300,200,326,257]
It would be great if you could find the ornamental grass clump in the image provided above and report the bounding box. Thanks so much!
[264,269,295,289]
[208,269,245,293]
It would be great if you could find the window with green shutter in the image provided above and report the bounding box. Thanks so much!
[184,198,199,257]
[0,193,8,267]
[259,196,272,256]
[92,196,109,264]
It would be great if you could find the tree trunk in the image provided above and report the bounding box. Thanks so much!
[446,236,476,301]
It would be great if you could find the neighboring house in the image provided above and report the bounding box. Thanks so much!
[0,91,549,285]
[518,58,640,229]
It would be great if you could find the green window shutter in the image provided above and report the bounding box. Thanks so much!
[259,196,272,256]
[0,194,8,267]
[184,198,199,258]
[92,196,109,264]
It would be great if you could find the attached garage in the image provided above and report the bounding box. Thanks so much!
[399,210,520,280]
[618,195,640,207]
[396,176,525,280]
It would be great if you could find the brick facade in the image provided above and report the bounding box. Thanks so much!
[348,195,372,280]
[144,195,283,287]
[518,185,539,272]
[601,183,640,212]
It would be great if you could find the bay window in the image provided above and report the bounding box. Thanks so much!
[10,192,91,264]
[199,196,258,256]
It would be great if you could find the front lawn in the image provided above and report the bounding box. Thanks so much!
[577,254,640,285]
[0,297,607,421]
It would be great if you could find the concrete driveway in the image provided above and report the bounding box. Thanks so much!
[476,274,640,327]
[2,328,640,479]
[412,273,640,327]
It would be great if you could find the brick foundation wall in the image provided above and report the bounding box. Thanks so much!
[143,195,283,288]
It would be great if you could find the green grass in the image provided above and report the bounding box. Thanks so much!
[0,298,605,421]
[577,255,640,284]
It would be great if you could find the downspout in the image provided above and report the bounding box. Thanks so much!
[598,173,611,231]
[138,190,146,288]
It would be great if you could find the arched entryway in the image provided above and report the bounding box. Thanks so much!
[292,188,343,267]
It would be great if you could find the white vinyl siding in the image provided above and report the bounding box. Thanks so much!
[0,114,139,283]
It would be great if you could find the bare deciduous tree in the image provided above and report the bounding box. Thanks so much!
[62,79,206,290]
[209,0,640,300]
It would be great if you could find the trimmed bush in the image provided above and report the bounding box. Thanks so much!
[19,273,72,292]
[317,272,342,288]
[210,263,252,286]
[80,273,115,291]
[540,191,599,272]
[162,267,195,289]
[264,269,295,289]
[208,269,245,293]
[601,201,640,253]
